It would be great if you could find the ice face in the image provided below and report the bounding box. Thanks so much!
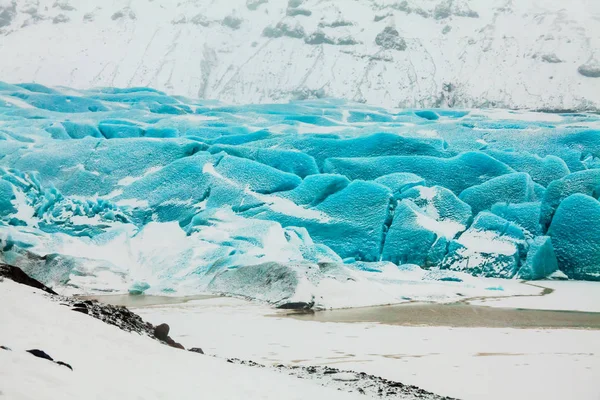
[547,194,600,281]
[1,82,599,301]
[459,173,540,216]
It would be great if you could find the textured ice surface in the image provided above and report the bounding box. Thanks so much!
[0,83,599,303]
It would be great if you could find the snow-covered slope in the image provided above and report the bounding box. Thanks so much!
[0,0,599,110]
[0,279,371,400]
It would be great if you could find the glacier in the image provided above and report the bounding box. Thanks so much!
[0,82,599,306]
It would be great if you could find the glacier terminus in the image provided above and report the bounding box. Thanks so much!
[0,82,599,307]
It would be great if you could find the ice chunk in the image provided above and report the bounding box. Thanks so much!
[60,121,103,139]
[0,178,16,217]
[98,120,145,139]
[117,152,215,221]
[486,150,570,187]
[516,236,558,280]
[244,181,392,262]
[459,173,538,215]
[257,133,448,169]
[491,202,542,236]
[7,92,108,113]
[382,200,450,266]
[278,174,350,206]
[442,212,526,278]
[207,262,307,307]
[547,194,600,280]
[9,138,203,196]
[400,185,472,227]
[381,186,469,267]
[374,173,425,199]
[312,181,392,261]
[209,144,319,178]
[540,170,600,231]
[215,155,302,194]
[325,152,514,194]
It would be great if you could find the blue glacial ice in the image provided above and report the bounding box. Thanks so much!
[0,83,599,305]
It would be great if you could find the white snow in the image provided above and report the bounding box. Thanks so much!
[456,229,519,256]
[470,280,600,313]
[203,160,331,222]
[0,95,34,109]
[11,188,36,226]
[0,280,367,400]
[117,166,164,186]
[415,211,465,240]
[115,198,149,208]
[3,258,600,400]
[0,0,598,110]
[475,109,565,122]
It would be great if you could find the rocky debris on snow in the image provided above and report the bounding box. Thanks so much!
[0,263,174,345]
[1,346,11,351]
[0,264,57,295]
[189,347,205,354]
[226,358,458,399]
[67,299,155,337]
[27,349,73,370]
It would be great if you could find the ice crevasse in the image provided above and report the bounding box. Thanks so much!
[0,83,599,306]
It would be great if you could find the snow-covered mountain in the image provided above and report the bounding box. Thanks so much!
[1,0,599,110]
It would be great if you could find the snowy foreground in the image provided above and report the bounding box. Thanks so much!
[0,280,393,400]
[2,277,600,400]
[0,0,599,110]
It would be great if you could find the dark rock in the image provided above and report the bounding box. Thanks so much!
[72,307,88,314]
[189,347,204,354]
[0,264,57,295]
[276,301,314,310]
[27,349,54,362]
[169,341,185,350]
[154,323,170,341]
[56,361,73,370]
[164,336,185,350]
[226,358,458,399]
[0,345,11,351]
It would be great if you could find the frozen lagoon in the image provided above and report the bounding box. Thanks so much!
[132,280,600,400]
